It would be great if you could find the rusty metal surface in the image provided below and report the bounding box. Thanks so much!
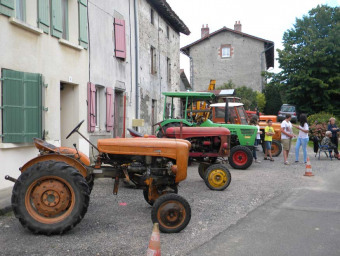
[25,176,75,224]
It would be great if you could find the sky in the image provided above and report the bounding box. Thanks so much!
[166,0,339,80]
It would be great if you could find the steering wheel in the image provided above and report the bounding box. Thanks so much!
[66,120,85,139]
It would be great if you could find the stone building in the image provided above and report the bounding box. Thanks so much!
[181,22,274,92]
[0,0,89,190]
[137,0,190,134]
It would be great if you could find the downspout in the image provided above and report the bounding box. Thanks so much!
[189,55,193,91]
[134,0,139,119]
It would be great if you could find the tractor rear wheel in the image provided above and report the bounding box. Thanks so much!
[11,160,90,235]
[204,164,231,191]
[228,145,253,169]
[151,193,191,233]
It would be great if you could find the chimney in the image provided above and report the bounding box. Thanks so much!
[201,24,209,38]
[234,21,242,32]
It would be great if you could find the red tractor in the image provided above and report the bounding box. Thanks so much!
[128,126,232,191]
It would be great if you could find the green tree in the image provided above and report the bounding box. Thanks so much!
[277,5,340,116]
[263,83,283,115]
[256,92,266,112]
[218,81,257,110]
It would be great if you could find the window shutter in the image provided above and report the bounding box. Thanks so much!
[38,0,50,34]
[78,0,88,49]
[114,18,126,59]
[51,0,63,38]
[0,0,14,16]
[106,87,114,132]
[87,82,96,132]
[2,69,42,143]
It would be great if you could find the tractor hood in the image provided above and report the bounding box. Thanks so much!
[166,127,230,139]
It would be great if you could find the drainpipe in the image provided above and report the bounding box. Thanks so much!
[189,56,194,91]
[134,0,139,119]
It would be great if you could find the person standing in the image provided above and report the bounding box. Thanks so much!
[281,114,294,165]
[328,117,339,158]
[264,120,275,161]
[249,116,262,163]
[294,114,309,163]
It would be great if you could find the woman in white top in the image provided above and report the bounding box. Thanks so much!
[294,114,309,163]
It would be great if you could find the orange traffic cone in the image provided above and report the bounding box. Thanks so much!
[147,223,161,256]
[304,157,314,176]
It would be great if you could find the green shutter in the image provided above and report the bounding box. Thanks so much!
[1,69,42,143]
[78,0,88,49]
[0,0,14,17]
[51,0,63,38]
[38,0,50,34]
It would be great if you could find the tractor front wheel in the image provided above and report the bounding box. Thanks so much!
[204,164,231,191]
[11,160,90,235]
[228,145,253,169]
[143,186,178,206]
[151,193,191,233]
[198,163,209,180]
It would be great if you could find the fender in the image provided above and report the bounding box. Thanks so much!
[20,154,88,178]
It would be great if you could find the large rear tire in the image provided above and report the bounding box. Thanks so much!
[11,160,90,235]
[228,145,253,169]
[204,164,231,191]
[151,193,191,233]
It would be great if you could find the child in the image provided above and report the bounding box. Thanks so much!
[249,116,262,163]
[264,120,275,161]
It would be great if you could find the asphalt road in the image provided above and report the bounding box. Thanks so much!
[0,147,338,256]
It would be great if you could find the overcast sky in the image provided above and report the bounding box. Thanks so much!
[167,0,339,79]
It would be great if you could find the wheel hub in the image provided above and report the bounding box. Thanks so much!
[208,169,227,187]
[31,179,71,217]
[233,151,247,165]
[158,201,185,228]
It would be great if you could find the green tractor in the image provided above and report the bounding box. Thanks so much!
[156,92,257,169]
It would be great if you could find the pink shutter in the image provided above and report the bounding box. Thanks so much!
[106,87,114,132]
[114,18,126,59]
[87,82,96,132]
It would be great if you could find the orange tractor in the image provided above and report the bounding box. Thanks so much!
[5,120,192,234]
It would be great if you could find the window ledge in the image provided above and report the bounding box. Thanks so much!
[59,39,84,51]
[9,17,43,35]
[0,142,34,149]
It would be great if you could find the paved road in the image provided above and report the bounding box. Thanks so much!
[0,147,338,255]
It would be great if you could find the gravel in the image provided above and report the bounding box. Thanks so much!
[0,145,333,256]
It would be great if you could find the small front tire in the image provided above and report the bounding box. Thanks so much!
[151,194,191,233]
[228,145,253,169]
[204,164,231,191]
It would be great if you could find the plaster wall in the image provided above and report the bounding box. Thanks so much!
[0,2,89,189]
[190,32,266,92]
[138,0,181,134]
[88,0,136,140]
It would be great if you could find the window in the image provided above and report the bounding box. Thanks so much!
[1,69,42,143]
[114,18,126,59]
[150,8,154,25]
[221,46,231,58]
[166,25,169,39]
[167,57,171,83]
[15,0,25,21]
[151,46,157,74]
